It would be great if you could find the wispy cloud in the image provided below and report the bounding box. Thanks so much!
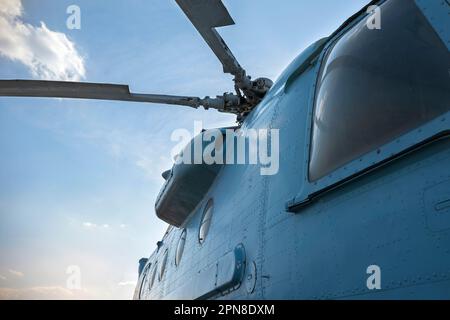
[64,119,174,183]
[0,286,92,300]
[82,221,97,228]
[0,275,6,281]
[135,154,172,181]
[82,222,121,230]
[117,281,136,287]
[0,0,85,80]
[8,269,24,278]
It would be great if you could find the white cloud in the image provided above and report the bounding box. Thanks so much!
[1,0,22,16]
[0,275,6,281]
[0,0,85,80]
[8,269,24,278]
[117,281,136,287]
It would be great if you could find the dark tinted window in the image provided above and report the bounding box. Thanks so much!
[309,0,450,181]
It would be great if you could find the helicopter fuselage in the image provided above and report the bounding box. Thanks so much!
[135,0,450,300]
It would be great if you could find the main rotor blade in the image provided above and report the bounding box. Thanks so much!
[0,80,202,108]
[175,0,245,78]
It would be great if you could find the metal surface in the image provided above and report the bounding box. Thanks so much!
[416,0,450,50]
[157,244,246,300]
[0,80,202,107]
[175,0,242,77]
[0,79,244,112]
[135,0,450,300]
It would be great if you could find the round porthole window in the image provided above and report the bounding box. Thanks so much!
[199,199,213,244]
[159,249,168,281]
[175,229,187,267]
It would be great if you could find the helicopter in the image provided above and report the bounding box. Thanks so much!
[1,0,449,300]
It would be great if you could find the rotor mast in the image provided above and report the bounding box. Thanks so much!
[175,0,273,118]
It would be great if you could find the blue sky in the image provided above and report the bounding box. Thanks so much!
[0,0,369,299]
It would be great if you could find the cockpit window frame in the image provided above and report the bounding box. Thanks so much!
[286,0,450,212]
